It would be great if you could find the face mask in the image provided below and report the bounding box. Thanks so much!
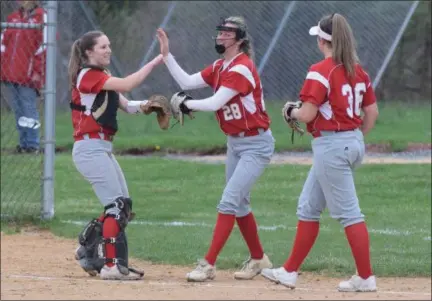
[214,43,226,54]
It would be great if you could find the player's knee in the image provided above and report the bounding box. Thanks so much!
[329,207,364,227]
[296,204,322,221]
[337,216,365,227]
[218,191,242,215]
[104,197,135,229]
[235,205,251,218]
[296,212,321,222]
[217,201,237,215]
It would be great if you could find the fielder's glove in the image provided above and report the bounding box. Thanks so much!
[170,91,195,126]
[140,94,171,130]
[282,100,305,143]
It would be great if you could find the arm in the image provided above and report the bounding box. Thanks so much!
[291,102,319,123]
[289,67,327,123]
[118,93,148,114]
[164,53,208,90]
[361,103,379,135]
[0,29,6,53]
[32,10,47,82]
[157,27,208,90]
[185,86,238,112]
[102,54,163,93]
[1,13,13,54]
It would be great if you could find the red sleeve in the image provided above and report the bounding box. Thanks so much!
[78,69,110,94]
[200,63,214,86]
[1,13,15,49]
[361,72,376,107]
[220,65,254,95]
[32,9,46,78]
[299,66,328,106]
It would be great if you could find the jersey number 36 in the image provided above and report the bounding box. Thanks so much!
[342,82,366,118]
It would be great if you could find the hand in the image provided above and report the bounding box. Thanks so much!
[171,91,193,114]
[31,73,41,84]
[282,100,302,122]
[156,28,170,57]
[170,91,194,125]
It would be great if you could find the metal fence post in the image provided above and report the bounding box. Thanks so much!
[372,1,419,89]
[42,0,58,220]
[257,1,297,75]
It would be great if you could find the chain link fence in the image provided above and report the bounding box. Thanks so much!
[1,0,47,221]
[53,0,416,104]
[0,1,422,221]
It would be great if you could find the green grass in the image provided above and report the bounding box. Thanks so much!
[1,101,430,277]
[0,152,43,221]
[1,101,430,153]
[27,154,430,277]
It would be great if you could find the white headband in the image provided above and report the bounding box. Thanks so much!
[309,22,332,41]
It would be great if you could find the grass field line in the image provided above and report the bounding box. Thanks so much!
[61,219,430,238]
[3,274,431,297]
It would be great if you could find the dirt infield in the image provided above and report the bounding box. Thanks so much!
[165,150,432,165]
[1,229,430,300]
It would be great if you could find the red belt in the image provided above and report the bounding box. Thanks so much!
[231,128,268,138]
[75,132,114,142]
[312,129,356,138]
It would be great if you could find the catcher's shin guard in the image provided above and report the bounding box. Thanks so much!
[101,197,144,278]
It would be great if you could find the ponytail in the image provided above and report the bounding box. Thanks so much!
[331,13,359,78]
[240,37,255,62]
[68,39,82,88]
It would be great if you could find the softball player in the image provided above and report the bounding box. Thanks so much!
[260,13,379,292]
[156,16,274,282]
[68,30,163,280]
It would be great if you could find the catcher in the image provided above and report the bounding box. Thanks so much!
[68,30,168,280]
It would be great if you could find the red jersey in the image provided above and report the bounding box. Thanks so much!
[299,57,376,137]
[71,68,115,140]
[0,6,47,89]
[200,53,270,136]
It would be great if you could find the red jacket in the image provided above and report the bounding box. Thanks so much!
[0,6,47,89]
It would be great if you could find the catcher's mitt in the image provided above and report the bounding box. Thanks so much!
[140,94,171,130]
[282,100,305,143]
[170,91,195,126]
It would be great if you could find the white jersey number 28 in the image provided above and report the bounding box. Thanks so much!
[342,82,366,118]
[222,103,242,121]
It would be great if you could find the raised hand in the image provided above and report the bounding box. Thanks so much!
[156,28,170,57]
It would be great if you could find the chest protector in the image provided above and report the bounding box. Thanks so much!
[70,65,120,132]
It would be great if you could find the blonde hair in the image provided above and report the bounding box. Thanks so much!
[320,13,359,78]
[224,16,255,61]
[68,30,104,88]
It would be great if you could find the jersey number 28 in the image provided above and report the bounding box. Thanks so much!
[222,103,242,120]
[342,82,366,118]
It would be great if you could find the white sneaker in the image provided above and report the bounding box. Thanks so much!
[261,267,297,289]
[186,259,216,282]
[99,264,144,280]
[338,275,377,292]
[234,254,273,280]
